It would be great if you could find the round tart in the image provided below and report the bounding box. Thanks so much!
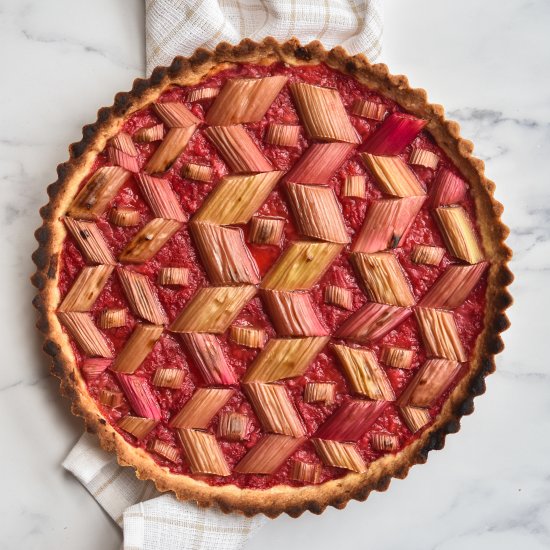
[32,38,512,517]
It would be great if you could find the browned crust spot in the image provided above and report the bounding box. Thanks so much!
[31,37,513,518]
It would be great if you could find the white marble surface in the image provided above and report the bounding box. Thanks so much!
[0,0,549,548]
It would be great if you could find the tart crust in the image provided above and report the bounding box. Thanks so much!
[31,38,513,518]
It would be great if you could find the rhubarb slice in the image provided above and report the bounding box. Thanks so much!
[244,383,305,437]
[206,76,288,125]
[81,358,111,380]
[187,87,219,102]
[229,325,267,349]
[67,167,130,220]
[58,312,112,357]
[261,241,343,291]
[262,290,328,337]
[217,412,250,441]
[110,132,138,156]
[170,388,234,429]
[193,171,283,225]
[119,218,182,263]
[415,308,467,362]
[332,344,395,400]
[400,406,430,433]
[289,82,360,143]
[434,206,484,264]
[157,267,190,286]
[290,460,322,484]
[205,125,272,173]
[118,416,158,440]
[249,216,285,246]
[145,126,196,174]
[324,285,354,310]
[147,439,180,462]
[420,262,488,309]
[351,252,415,307]
[111,324,164,374]
[109,207,140,227]
[180,333,237,385]
[361,153,426,197]
[312,439,367,473]
[410,148,439,170]
[97,308,127,329]
[352,196,426,253]
[399,358,462,408]
[134,123,164,143]
[303,382,336,405]
[351,99,387,121]
[285,143,356,184]
[361,112,426,156]
[181,163,213,182]
[153,102,201,128]
[99,389,123,408]
[177,429,230,476]
[136,174,187,222]
[234,434,304,475]
[411,245,446,266]
[381,346,414,369]
[64,218,115,265]
[170,285,257,334]
[336,302,412,344]
[342,175,366,198]
[287,183,350,244]
[243,337,329,383]
[371,433,399,452]
[117,268,167,325]
[108,147,139,173]
[429,168,467,207]
[315,399,387,442]
[152,368,185,389]
[59,265,113,312]
[265,124,300,147]
[117,374,162,420]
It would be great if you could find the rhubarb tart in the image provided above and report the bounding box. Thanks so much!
[32,39,512,517]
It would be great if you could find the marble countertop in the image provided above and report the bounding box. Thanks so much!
[1,0,549,548]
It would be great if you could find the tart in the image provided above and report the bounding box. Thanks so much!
[32,38,512,517]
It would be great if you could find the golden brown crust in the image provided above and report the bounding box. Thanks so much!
[31,37,513,518]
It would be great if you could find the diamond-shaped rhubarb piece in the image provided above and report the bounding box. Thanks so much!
[415,308,467,361]
[287,183,350,244]
[399,358,462,408]
[81,358,111,380]
[147,439,180,462]
[170,285,257,334]
[351,252,415,307]
[429,168,467,207]
[193,171,283,225]
[110,132,138,156]
[261,241,343,291]
[119,218,182,263]
[99,389,123,408]
[229,325,267,349]
[157,267,190,286]
[351,99,387,121]
[152,368,185,389]
[136,174,187,222]
[58,312,112,358]
[290,460,322,484]
[234,434,305,475]
[181,162,213,182]
[324,286,354,310]
[315,399,388,442]
[59,265,113,312]
[361,153,426,197]
[303,382,336,405]
[145,126,196,174]
[170,388,234,429]
[352,196,426,253]
[108,147,139,173]
[434,206,484,264]
[177,429,230,476]
[420,262,488,309]
[410,148,439,170]
[312,439,367,473]
[290,82,360,143]
[381,346,414,369]
[110,207,141,227]
[336,302,412,344]
[187,87,219,102]
[117,268,167,325]
[117,374,162,420]
[153,102,201,128]
[342,175,366,198]
[265,124,300,147]
[262,290,328,337]
[361,112,427,156]
[411,245,446,266]
[206,76,288,125]
[217,412,250,441]
[332,344,395,400]
[285,142,356,184]
[249,216,285,246]
[64,218,115,265]
[67,167,130,220]
[111,323,164,374]
[97,308,127,329]
[180,333,236,385]
[118,416,158,440]
[205,125,272,173]
[371,433,399,451]
[400,406,430,433]
[134,123,164,143]
[243,337,329,383]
